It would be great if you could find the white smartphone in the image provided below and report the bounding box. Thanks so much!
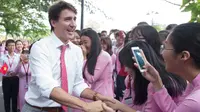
[131,47,146,72]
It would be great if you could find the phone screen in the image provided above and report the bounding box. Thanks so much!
[133,49,145,70]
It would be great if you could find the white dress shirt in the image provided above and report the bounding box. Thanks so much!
[25,33,88,107]
[0,53,20,76]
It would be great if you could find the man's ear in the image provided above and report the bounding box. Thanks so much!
[51,20,57,28]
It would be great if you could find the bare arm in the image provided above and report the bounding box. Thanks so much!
[50,87,87,111]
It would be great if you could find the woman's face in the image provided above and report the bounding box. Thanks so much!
[23,41,29,48]
[20,53,29,63]
[161,35,179,74]
[101,41,108,51]
[116,36,124,45]
[81,36,91,54]
[16,41,23,51]
[74,32,81,45]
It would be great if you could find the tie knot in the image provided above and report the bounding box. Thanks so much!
[60,45,68,52]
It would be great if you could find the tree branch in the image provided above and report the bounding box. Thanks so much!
[162,0,181,6]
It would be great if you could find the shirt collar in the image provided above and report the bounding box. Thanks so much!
[191,73,200,87]
[51,32,73,49]
[6,53,18,58]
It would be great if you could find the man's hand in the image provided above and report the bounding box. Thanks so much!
[84,100,103,112]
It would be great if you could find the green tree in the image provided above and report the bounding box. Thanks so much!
[0,0,52,39]
[0,0,110,40]
[181,0,200,22]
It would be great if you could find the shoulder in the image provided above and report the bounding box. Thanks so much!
[29,38,53,60]
[98,51,112,63]
[30,36,52,54]
[33,36,52,48]
[100,50,111,58]
[186,88,200,101]
[14,53,20,58]
[0,54,6,60]
[181,90,200,111]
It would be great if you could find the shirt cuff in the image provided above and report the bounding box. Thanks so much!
[73,83,88,97]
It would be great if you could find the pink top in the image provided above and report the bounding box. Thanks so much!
[84,50,114,97]
[15,62,31,111]
[122,76,184,112]
[153,74,200,112]
[122,76,144,111]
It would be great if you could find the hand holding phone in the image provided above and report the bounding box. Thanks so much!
[131,47,146,72]
[131,47,163,90]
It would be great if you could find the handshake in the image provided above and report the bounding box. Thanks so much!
[83,93,122,112]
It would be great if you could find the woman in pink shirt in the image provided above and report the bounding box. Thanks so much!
[104,40,187,112]
[137,23,200,112]
[101,37,116,72]
[101,37,117,94]
[15,50,31,112]
[81,28,114,98]
[0,40,7,57]
[15,40,23,54]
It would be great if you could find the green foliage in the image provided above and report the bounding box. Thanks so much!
[181,0,200,22]
[0,0,51,40]
[152,25,163,32]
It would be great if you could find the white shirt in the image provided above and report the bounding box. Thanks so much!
[25,33,88,107]
[0,53,20,76]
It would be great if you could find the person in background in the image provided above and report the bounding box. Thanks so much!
[22,40,29,50]
[113,30,125,54]
[101,30,107,38]
[124,31,132,45]
[0,40,7,57]
[1,39,20,112]
[101,37,116,94]
[22,1,114,112]
[137,21,149,26]
[114,31,128,101]
[130,25,162,59]
[16,49,31,112]
[71,30,81,45]
[101,37,116,71]
[165,24,177,31]
[15,40,23,54]
[158,30,170,44]
[81,28,114,98]
[121,30,136,109]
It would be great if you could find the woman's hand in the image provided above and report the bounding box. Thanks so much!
[104,99,137,112]
[104,99,121,110]
[133,49,163,91]
[102,103,115,112]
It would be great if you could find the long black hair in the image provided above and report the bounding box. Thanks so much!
[81,28,102,76]
[130,25,162,58]
[119,41,187,105]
